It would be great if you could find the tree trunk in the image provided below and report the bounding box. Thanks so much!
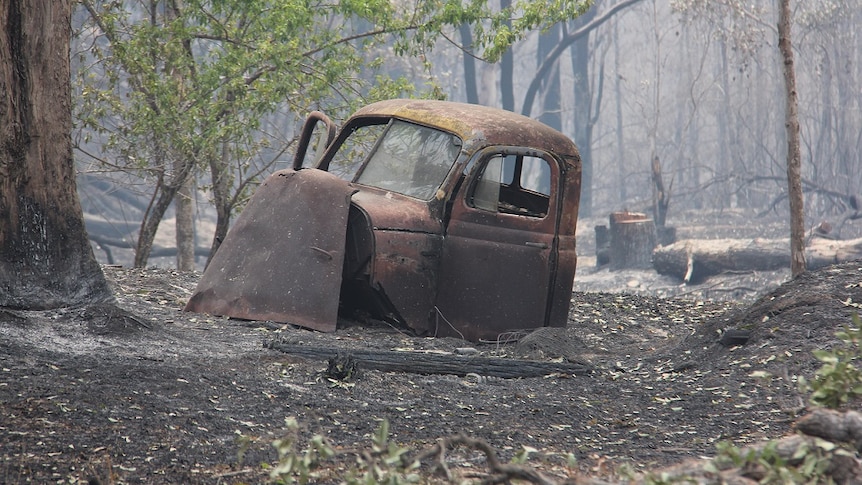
[594,224,610,266]
[167,1,195,272]
[134,177,187,268]
[537,25,561,131]
[174,164,196,271]
[651,155,669,228]
[716,38,732,208]
[206,137,232,268]
[569,9,596,217]
[0,0,112,308]
[778,0,806,277]
[459,23,479,105]
[499,0,514,112]
[612,20,627,206]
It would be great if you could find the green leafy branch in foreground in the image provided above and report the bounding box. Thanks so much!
[704,439,832,484]
[265,417,420,485]
[802,313,862,409]
[258,416,569,484]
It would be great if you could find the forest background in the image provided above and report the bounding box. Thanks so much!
[71,0,862,271]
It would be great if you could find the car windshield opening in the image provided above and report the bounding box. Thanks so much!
[355,120,461,200]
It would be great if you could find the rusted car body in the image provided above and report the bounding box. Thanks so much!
[185,99,582,341]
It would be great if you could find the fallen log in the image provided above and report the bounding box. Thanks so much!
[796,408,862,452]
[652,237,862,283]
[264,341,591,378]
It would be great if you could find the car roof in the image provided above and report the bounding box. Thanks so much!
[351,99,580,159]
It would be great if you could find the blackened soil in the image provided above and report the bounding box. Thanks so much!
[2,261,862,483]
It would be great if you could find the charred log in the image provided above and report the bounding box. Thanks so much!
[265,341,591,378]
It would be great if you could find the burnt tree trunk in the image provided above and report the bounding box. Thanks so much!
[609,212,656,270]
[206,136,232,268]
[0,0,112,308]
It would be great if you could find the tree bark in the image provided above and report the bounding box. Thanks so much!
[612,20,627,207]
[651,155,670,228]
[206,136,233,268]
[569,10,596,217]
[778,0,806,277]
[134,176,188,267]
[0,0,112,308]
[167,1,196,272]
[175,165,196,271]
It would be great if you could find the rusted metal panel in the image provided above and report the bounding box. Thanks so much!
[350,188,443,233]
[184,169,354,332]
[547,154,582,328]
[433,196,557,342]
[368,229,443,333]
[352,99,580,159]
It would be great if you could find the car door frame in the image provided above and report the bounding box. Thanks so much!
[432,146,565,341]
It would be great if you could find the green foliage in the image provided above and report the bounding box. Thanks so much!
[269,417,336,484]
[75,0,595,167]
[343,419,420,485]
[708,439,832,484]
[807,313,862,408]
[267,418,419,485]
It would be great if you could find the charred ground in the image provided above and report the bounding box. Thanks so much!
[2,255,862,483]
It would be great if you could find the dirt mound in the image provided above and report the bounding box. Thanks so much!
[2,262,861,483]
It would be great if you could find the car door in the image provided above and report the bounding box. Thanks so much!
[433,148,562,341]
[185,168,355,332]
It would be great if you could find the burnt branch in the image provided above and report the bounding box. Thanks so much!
[414,435,560,485]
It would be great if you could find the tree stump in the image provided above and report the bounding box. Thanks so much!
[609,212,657,270]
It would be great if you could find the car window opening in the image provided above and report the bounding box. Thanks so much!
[471,153,551,218]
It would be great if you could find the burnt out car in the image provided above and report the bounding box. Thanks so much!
[185,99,582,342]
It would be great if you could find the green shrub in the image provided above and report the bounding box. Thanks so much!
[806,313,862,408]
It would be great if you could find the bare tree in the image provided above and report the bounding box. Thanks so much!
[0,0,112,308]
[518,0,643,217]
[778,0,805,276]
